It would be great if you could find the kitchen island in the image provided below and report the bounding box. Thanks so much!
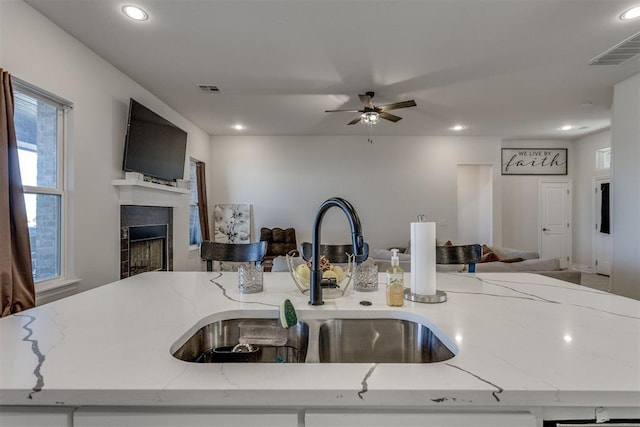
[1,271,639,426]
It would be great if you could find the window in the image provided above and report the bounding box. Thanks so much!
[189,158,202,246]
[596,147,611,170]
[13,82,70,284]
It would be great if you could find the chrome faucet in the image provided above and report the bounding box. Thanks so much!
[309,197,368,306]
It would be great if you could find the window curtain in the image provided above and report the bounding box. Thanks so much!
[196,161,210,241]
[1,69,35,317]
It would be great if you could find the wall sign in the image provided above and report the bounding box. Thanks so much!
[501,148,567,175]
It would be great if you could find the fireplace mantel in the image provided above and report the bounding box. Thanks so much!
[112,179,189,207]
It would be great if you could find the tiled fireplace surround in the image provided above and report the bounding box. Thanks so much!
[120,206,173,279]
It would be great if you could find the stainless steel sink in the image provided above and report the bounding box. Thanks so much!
[317,318,455,363]
[171,315,455,364]
[172,318,309,363]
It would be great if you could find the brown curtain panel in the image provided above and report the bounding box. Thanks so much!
[196,161,210,241]
[1,69,36,317]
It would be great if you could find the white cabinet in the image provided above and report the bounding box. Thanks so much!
[73,408,298,427]
[305,411,537,427]
[0,407,73,427]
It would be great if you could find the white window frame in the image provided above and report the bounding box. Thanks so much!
[596,147,611,170]
[13,78,76,297]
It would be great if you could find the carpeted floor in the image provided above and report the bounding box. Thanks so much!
[580,272,610,292]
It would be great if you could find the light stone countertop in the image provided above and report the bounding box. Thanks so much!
[0,271,639,410]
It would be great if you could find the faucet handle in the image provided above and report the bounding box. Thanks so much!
[354,242,369,264]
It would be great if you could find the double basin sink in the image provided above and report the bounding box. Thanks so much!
[171,313,456,364]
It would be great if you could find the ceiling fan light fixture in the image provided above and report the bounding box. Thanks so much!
[450,124,466,131]
[362,111,380,125]
[326,91,416,126]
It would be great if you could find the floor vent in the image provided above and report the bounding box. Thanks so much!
[587,31,640,66]
[197,84,220,92]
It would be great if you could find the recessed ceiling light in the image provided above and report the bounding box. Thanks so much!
[450,124,466,131]
[122,5,148,21]
[620,6,640,20]
[232,124,246,131]
[560,125,573,131]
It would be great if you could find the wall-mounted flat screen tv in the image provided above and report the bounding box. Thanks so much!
[123,98,187,181]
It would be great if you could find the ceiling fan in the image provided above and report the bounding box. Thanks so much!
[325,91,417,125]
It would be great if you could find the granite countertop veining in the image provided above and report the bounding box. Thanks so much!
[1,271,639,409]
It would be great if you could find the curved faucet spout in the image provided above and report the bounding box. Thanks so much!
[310,197,367,306]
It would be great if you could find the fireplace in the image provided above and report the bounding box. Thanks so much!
[120,206,173,279]
[129,224,167,275]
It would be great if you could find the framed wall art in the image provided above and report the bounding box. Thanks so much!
[501,148,567,175]
[213,204,251,243]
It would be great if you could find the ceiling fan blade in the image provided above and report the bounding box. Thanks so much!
[378,100,417,111]
[325,109,362,113]
[379,111,402,122]
[359,94,374,108]
[347,115,363,125]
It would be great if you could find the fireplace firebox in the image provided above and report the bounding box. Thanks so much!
[120,206,173,279]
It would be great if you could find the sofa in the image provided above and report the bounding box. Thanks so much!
[371,245,581,284]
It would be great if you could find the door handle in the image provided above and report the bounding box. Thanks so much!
[542,228,550,232]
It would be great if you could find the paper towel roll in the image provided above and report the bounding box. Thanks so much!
[410,222,436,296]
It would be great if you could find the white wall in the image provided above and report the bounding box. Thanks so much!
[500,140,574,252]
[1,1,211,293]
[209,135,503,250]
[611,73,640,300]
[0,1,4,63]
[572,130,611,270]
[457,165,493,245]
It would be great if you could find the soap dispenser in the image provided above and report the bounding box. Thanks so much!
[386,249,404,307]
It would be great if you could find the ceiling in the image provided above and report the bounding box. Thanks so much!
[25,0,640,139]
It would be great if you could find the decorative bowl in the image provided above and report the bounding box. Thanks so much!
[286,253,355,299]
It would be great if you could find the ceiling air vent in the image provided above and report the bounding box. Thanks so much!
[197,84,220,92]
[587,31,640,66]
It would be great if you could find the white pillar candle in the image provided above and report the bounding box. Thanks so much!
[410,222,437,296]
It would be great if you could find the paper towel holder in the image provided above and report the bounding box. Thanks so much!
[404,288,447,303]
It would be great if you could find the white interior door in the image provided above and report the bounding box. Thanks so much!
[594,177,612,275]
[539,180,572,264]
